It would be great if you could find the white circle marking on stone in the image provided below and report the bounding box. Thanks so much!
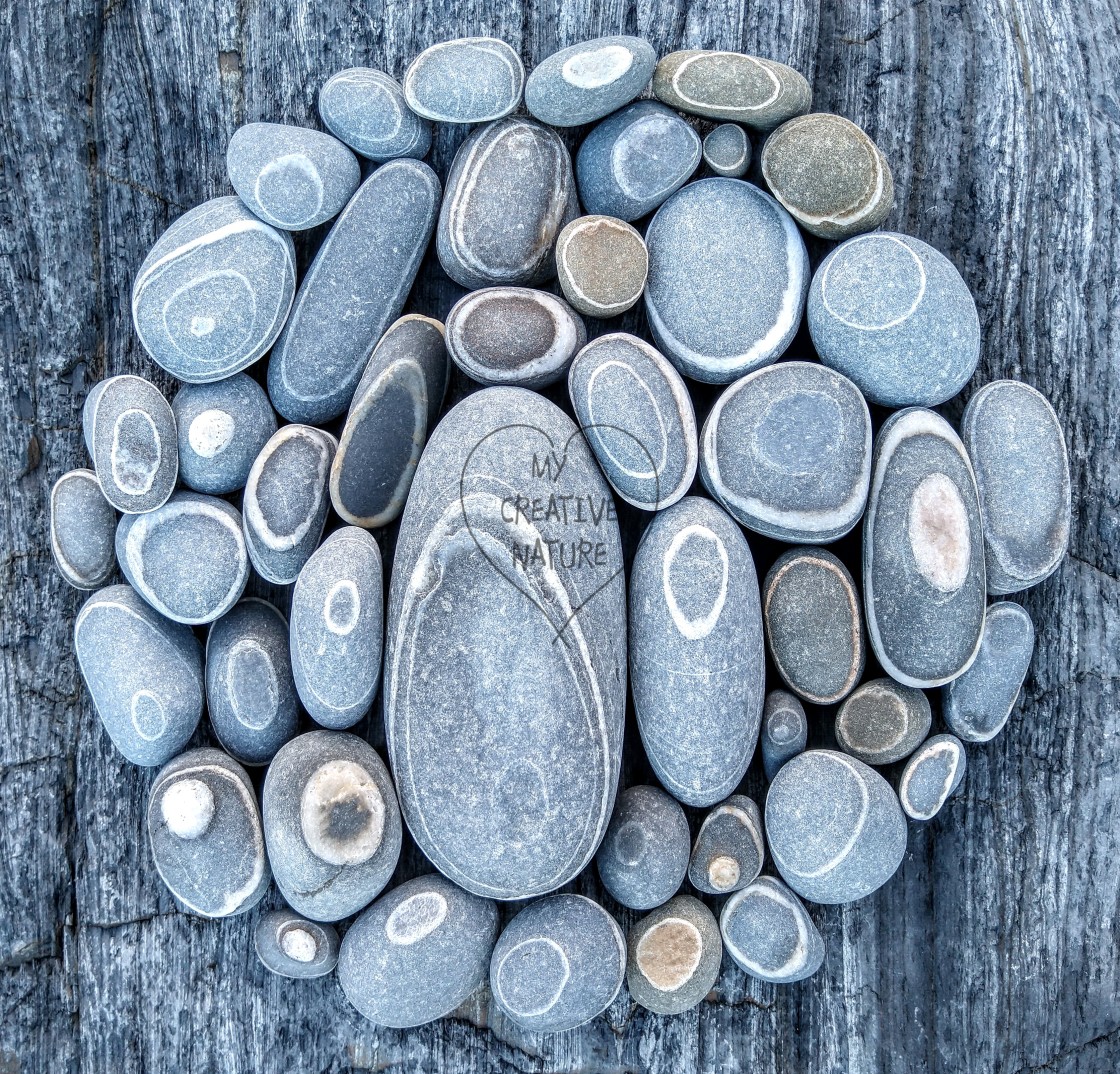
[671,53,780,113]
[721,881,810,980]
[324,579,361,636]
[299,759,385,866]
[820,233,927,331]
[385,891,448,945]
[495,937,571,1016]
[901,739,961,820]
[585,358,668,479]
[908,472,971,593]
[226,638,279,730]
[279,926,318,963]
[255,153,324,228]
[562,45,634,89]
[160,777,215,839]
[130,689,168,742]
[111,408,161,496]
[188,409,236,458]
[662,524,729,641]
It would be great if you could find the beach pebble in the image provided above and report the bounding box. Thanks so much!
[50,469,117,590]
[703,123,751,177]
[255,910,340,979]
[688,795,764,895]
[567,332,697,510]
[489,895,626,1032]
[555,215,648,318]
[81,380,107,458]
[319,68,432,161]
[961,380,1071,594]
[808,233,981,407]
[899,734,967,821]
[74,584,203,766]
[760,690,807,781]
[630,496,765,806]
[645,178,808,383]
[267,159,440,424]
[719,876,824,984]
[835,678,932,767]
[864,408,987,688]
[700,361,871,542]
[131,196,296,383]
[262,730,402,921]
[765,749,907,904]
[338,874,499,1027]
[147,747,270,918]
[403,37,524,123]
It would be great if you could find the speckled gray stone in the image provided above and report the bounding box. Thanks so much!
[567,332,697,511]
[242,424,337,585]
[131,196,296,383]
[835,677,932,767]
[575,101,701,222]
[720,876,824,984]
[489,894,626,1032]
[760,690,807,781]
[319,68,432,161]
[765,749,907,905]
[703,123,751,177]
[899,734,967,821]
[403,37,524,123]
[262,730,402,922]
[555,215,648,318]
[943,601,1035,743]
[338,873,499,1028]
[147,747,270,918]
[255,909,340,979]
[961,380,1071,595]
[74,584,203,766]
[687,795,764,895]
[808,233,981,408]
[645,178,808,384]
[81,380,107,458]
[864,408,987,688]
[267,159,440,424]
[50,469,117,590]
[437,118,577,290]
[445,287,585,389]
[205,599,298,767]
[630,496,765,806]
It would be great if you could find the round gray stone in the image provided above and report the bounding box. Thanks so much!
[703,122,751,177]
[899,734,967,821]
[835,677,932,767]
[687,794,764,895]
[555,215,648,318]
[403,37,524,123]
[50,468,117,590]
[719,875,824,984]
[760,690,807,781]
[255,909,340,979]
[319,67,432,161]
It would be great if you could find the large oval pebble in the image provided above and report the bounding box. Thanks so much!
[50,469,117,590]
[255,909,339,979]
[627,896,722,1016]
[319,67,432,161]
[835,677,931,766]
[899,734,967,821]
[720,876,823,984]
[403,37,524,123]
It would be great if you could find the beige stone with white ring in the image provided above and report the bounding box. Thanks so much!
[555,215,648,318]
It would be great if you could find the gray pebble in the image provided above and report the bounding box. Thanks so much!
[760,690,807,781]
[719,876,824,984]
[688,795,764,895]
[403,37,524,123]
[808,233,981,407]
[81,380,108,458]
[50,469,117,590]
[255,909,340,979]
[555,215,648,318]
[835,677,932,767]
[899,734,967,821]
[703,123,751,177]
[319,67,432,161]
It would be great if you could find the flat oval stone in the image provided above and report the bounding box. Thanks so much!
[568,332,697,510]
[331,315,448,528]
[575,101,701,222]
[172,374,276,495]
[864,408,987,688]
[148,747,270,918]
[116,492,249,625]
[268,159,440,424]
[262,730,402,921]
[319,67,432,161]
[243,425,337,584]
[943,601,1034,742]
[206,599,298,766]
[490,894,625,1032]
[555,215,648,318]
[403,37,524,123]
[645,178,808,383]
[630,496,765,806]
[809,233,981,407]
[255,909,340,978]
[687,794,764,895]
[338,873,499,1027]
[384,387,626,899]
[75,584,203,766]
[720,876,824,984]
[766,749,907,904]
[132,196,296,383]
[899,734,966,822]
[437,118,577,289]
[445,287,585,389]
[835,677,932,766]
[961,380,1071,594]
[50,469,117,590]
[703,123,751,177]
[760,690,807,781]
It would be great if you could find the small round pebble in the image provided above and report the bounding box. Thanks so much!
[255,909,340,979]
[687,795,764,895]
[899,734,967,821]
[720,876,824,984]
[319,67,432,161]
[703,123,751,177]
[50,469,117,590]
[835,678,932,766]
[403,37,524,124]
[760,690,807,781]
[555,215,648,318]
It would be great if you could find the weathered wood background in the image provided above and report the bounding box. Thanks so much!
[2,0,1118,1070]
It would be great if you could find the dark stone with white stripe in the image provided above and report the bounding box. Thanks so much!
[760,690,807,781]
[255,910,340,979]
[319,68,432,161]
[687,795,764,895]
[403,38,524,123]
[703,123,751,177]
[720,876,824,984]
[835,677,932,767]
[899,734,967,821]
[50,469,117,590]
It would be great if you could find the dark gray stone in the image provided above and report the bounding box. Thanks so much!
[254,909,340,979]
[760,690,807,781]
[703,123,751,177]
[403,37,524,123]
[835,677,932,767]
[555,214,648,318]
[898,734,967,822]
[319,67,432,161]
[719,876,824,984]
[50,468,117,590]
[687,794,764,895]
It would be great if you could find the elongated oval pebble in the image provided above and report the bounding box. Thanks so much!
[835,677,932,766]
[627,895,722,1015]
[51,469,117,590]
[899,734,967,821]
[720,876,824,984]
[403,38,524,123]
[255,910,339,978]
[688,795,764,895]
[703,123,751,177]
[555,215,648,318]
[319,68,431,160]
[760,690,807,781]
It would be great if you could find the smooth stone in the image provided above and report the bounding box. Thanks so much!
[437,118,577,289]
[626,895,722,1016]
[567,332,697,511]
[864,408,987,688]
[645,178,808,383]
[555,215,648,318]
[338,874,499,1027]
[943,601,1035,742]
[147,747,270,918]
[760,690,807,781]
[262,730,402,922]
[703,123,751,177]
[762,548,865,705]
[243,424,337,585]
[835,677,932,766]
[115,492,249,626]
[761,113,894,239]
[384,387,626,900]
[808,233,981,407]
[629,496,765,806]
[268,159,440,424]
[132,196,296,383]
[50,469,117,590]
[331,315,448,529]
[687,795,764,895]
[319,68,432,161]
[206,599,298,766]
[172,374,277,495]
[575,101,701,222]
[765,749,907,904]
[720,876,824,984]
[81,380,108,458]
[255,909,340,979]
[899,734,967,821]
[403,38,524,123]
[489,895,625,1032]
[961,380,1071,594]
[74,584,203,766]
[445,287,585,389]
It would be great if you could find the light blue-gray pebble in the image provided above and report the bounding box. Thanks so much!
[403,37,524,123]
[720,876,824,984]
[703,123,751,177]
[688,795,764,895]
[255,910,340,978]
[319,68,432,161]
[50,469,117,590]
[898,734,967,821]
[760,690,807,781]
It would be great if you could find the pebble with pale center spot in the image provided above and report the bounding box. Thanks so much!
[555,215,649,318]
[760,690,808,781]
[403,37,525,124]
[898,734,967,821]
[720,875,824,984]
[255,909,340,979]
[626,895,722,1015]
[835,677,932,767]
[50,469,117,590]
[688,794,764,895]
[319,67,432,161]
[703,122,752,177]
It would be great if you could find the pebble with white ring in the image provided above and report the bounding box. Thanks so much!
[719,876,824,984]
[555,215,648,319]
[319,67,432,161]
[835,677,932,767]
[687,795,764,895]
[898,734,967,821]
[403,38,524,124]
[255,909,340,979]
[760,690,807,781]
[703,123,751,177]
[50,469,117,590]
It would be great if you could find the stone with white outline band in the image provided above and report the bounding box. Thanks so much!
[720,875,824,984]
[319,67,432,161]
[50,469,117,590]
[555,215,648,319]
[255,909,340,979]
[835,677,932,767]
[403,37,524,123]
[703,123,752,177]
[898,734,967,821]
[688,794,765,895]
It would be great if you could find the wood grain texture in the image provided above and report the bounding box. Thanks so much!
[1,0,1118,1071]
